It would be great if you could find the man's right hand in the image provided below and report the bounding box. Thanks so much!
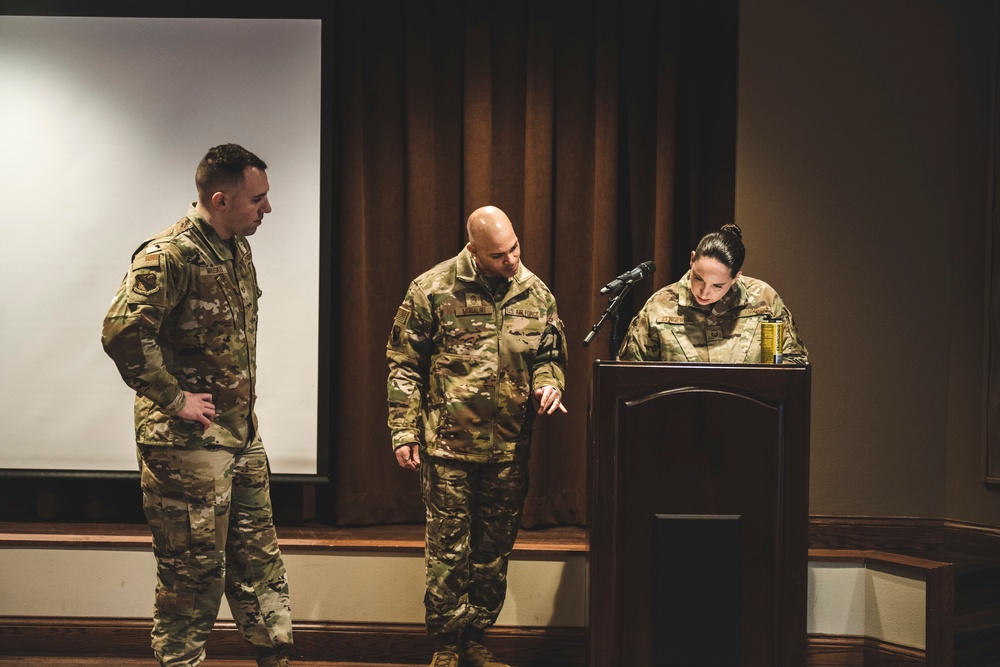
[395,443,421,470]
[177,391,216,428]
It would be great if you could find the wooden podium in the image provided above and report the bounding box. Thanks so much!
[587,361,811,666]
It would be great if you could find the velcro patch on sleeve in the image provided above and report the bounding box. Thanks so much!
[132,271,161,296]
[137,253,161,268]
[391,304,412,346]
[127,251,166,304]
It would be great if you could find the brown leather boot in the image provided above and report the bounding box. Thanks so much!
[429,648,461,667]
[429,632,461,667]
[255,643,290,667]
[461,639,510,667]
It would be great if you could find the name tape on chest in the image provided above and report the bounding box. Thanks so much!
[740,305,771,317]
[454,291,541,320]
[456,306,492,317]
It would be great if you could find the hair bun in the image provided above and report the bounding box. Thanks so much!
[720,223,743,240]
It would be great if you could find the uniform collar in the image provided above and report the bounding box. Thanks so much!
[456,247,534,300]
[187,207,235,262]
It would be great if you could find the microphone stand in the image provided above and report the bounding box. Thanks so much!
[583,281,633,359]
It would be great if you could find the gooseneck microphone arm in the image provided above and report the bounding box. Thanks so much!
[583,281,632,356]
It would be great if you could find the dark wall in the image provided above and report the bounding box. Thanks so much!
[737,0,1000,524]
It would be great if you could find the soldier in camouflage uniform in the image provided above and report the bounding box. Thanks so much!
[387,206,568,667]
[102,144,292,667]
[619,223,808,364]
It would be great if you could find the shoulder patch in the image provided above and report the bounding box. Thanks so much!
[134,249,162,269]
[391,304,412,346]
[132,271,161,296]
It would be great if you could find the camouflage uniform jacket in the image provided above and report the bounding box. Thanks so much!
[618,270,808,364]
[102,209,261,448]
[387,248,567,463]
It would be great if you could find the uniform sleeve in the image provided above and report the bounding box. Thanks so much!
[386,282,434,450]
[617,307,659,361]
[777,303,809,365]
[530,298,568,392]
[101,243,189,413]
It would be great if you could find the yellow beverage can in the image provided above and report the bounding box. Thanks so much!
[760,318,783,364]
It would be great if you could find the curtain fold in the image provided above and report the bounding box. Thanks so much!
[330,0,738,527]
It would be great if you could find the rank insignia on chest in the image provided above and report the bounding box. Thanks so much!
[133,271,160,296]
[707,326,723,341]
[466,293,483,308]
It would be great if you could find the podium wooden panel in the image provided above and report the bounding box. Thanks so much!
[587,361,811,666]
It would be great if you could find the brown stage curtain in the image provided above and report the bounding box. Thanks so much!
[329,0,738,527]
[988,1,1000,486]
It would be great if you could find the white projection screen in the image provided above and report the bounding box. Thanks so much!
[0,16,323,476]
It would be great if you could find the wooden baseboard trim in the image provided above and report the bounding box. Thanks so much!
[0,617,933,667]
[808,548,953,571]
[0,617,586,666]
[810,515,1000,558]
[807,635,925,666]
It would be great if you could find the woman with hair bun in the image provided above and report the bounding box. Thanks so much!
[618,223,808,364]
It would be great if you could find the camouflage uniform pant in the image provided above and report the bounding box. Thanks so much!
[420,456,529,637]
[137,437,292,666]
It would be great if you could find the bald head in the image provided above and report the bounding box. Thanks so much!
[466,206,521,279]
[466,206,512,243]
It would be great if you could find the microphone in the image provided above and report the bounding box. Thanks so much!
[600,261,655,295]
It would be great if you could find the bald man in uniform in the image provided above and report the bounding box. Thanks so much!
[386,206,568,667]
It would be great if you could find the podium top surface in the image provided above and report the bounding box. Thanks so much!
[593,359,811,371]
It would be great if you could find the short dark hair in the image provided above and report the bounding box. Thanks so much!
[195,144,267,202]
[693,223,745,277]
